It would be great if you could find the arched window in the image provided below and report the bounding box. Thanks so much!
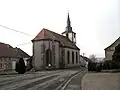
[46,49,52,66]
[72,52,74,64]
[76,52,78,63]
[67,51,70,64]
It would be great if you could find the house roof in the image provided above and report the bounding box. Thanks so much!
[0,43,20,58]
[14,48,30,58]
[0,43,30,58]
[104,37,120,50]
[32,28,80,50]
[80,55,91,62]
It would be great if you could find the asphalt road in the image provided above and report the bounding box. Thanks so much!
[0,69,86,90]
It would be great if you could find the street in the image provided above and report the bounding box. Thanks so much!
[0,68,87,90]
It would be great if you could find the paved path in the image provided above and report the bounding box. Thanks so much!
[62,70,87,90]
[81,72,120,90]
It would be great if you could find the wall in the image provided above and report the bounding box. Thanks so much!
[105,38,120,61]
[79,56,87,67]
[0,57,19,71]
[105,50,114,61]
[33,40,60,70]
[64,48,80,68]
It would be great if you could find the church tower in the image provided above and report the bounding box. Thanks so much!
[62,13,76,44]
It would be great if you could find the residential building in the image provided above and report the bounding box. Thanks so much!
[104,37,120,61]
[80,55,91,68]
[0,42,30,71]
[14,47,30,65]
[32,13,80,70]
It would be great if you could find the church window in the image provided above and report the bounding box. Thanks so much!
[74,33,76,38]
[41,44,45,54]
[76,52,78,63]
[72,52,74,64]
[67,51,70,64]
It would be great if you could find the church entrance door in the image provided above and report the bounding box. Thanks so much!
[46,49,52,67]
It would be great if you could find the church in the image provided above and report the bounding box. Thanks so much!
[32,14,80,70]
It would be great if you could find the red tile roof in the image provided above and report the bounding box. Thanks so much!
[0,43,20,58]
[32,28,80,50]
[14,48,30,58]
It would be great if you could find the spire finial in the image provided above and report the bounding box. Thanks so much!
[67,9,69,14]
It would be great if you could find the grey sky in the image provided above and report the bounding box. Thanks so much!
[0,0,119,57]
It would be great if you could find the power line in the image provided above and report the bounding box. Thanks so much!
[16,42,32,46]
[0,24,34,37]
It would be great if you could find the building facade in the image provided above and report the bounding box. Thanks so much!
[0,42,30,71]
[104,37,120,61]
[32,14,80,70]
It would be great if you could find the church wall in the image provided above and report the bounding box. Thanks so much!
[33,41,43,70]
[64,48,80,68]
[33,40,60,70]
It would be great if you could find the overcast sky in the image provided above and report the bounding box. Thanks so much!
[0,0,119,57]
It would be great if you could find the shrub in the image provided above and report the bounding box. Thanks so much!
[15,58,26,74]
[96,63,102,72]
[88,61,96,71]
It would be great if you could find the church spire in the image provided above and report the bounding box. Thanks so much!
[67,13,71,27]
[62,12,76,44]
[66,13,72,32]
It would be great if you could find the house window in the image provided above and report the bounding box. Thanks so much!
[72,52,74,64]
[76,52,78,63]
[67,51,70,64]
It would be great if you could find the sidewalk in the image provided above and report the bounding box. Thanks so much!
[81,72,120,90]
[0,70,17,75]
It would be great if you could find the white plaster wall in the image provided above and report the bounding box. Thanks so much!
[64,48,80,68]
[33,40,60,70]
[11,58,19,70]
[105,50,114,61]
[33,41,44,70]
[79,56,87,67]
[105,38,120,61]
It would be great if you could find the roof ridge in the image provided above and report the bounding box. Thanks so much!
[44,28,63,37]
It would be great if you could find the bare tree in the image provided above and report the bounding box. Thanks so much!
[89,54,97,62]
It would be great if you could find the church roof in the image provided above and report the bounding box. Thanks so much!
[32,28,80,50]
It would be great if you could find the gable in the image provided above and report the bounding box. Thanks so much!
[105,37,120,51]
